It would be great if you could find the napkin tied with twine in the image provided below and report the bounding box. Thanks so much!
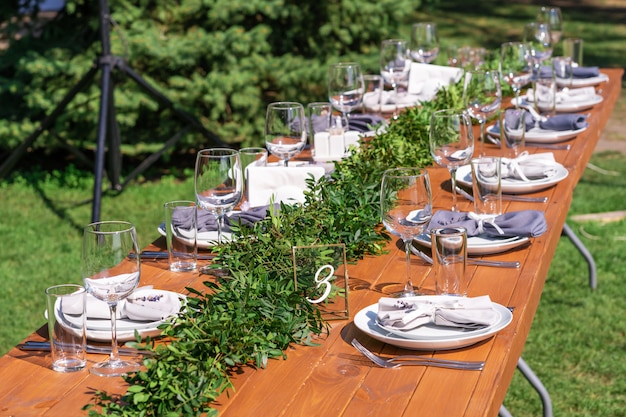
[426,210,547,238]
[500,109,588,132]
[172,205,269,233]
[377,295,498,330]
[501,151,560,181]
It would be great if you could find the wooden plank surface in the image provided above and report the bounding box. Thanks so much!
[0,68,622,417]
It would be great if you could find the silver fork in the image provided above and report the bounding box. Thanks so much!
[455,186,548,204]
[351,339,484,370]
[410,243,520,269]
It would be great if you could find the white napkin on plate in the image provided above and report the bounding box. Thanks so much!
[555,86,597,103]
[246,165,325,208]
[64,288,182,322]
[377,295,498,330]
[409,62,464,96]
[501,152,560,181]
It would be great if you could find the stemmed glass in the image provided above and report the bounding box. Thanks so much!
[463,69,502,156]
[499,42,533,108]
[429,109,474,212]
[264,102,308,167]
[380,168,433,297]
[328,62,364,129]
[194,148,243,243]
[524,22,553,71]
[537,7,563,46]
[379,39,411,119]
[409,22,439,64]
[82,221,141,377]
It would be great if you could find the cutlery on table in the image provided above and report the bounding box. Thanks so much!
[485,134,571,151]
[138,251,215,260]
[351,339,485,370]
[18,341,155,356]
[455,186,548,204]
[410,244,520,269]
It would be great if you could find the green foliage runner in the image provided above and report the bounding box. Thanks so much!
[84,83,465,416]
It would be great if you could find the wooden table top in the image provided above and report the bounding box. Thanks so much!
[0,68,622,417]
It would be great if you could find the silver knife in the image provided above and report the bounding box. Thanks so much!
[139,251,215,260]
[19,341,155,356]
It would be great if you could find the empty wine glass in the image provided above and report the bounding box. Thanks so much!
[328,62,364,129]
[524,22,553,71]
[429,109,474,212]
[463,69,502,155]
[264,102,308,166]
[82,221,141,377]
[499,42,533,108]
[380,39,411,119]
[380,168,432,297]
[409,22,439,64]
[537,6,563,45]
[194,148,243,243]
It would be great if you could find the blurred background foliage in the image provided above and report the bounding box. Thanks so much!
[0,0,423,156]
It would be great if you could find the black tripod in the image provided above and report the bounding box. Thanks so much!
[0,0,226,222]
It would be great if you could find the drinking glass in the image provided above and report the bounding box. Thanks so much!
[499,42,533,108]
[429,109,474,212]
[82,221,141,377]
[379,39,411,119]
[194,148,243,243]
[537,7,563,45]
[409,22,439,64]
[463,70,502,156]
[264,102,307,166]
[328,62,364,129]
[524,22,553,71]
[380,168,432,297]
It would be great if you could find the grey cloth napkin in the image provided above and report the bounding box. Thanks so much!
[377,295,498,330]
[172,205,269,233]
[348,114,385,133]
[503,109,588,131]
[426,210,547,238]
[572,66,600,78]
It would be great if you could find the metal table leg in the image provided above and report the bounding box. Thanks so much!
[499,357,553,417]
[562,222,597,289]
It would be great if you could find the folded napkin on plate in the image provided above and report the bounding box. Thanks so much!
[426,209,547,238]
[172,205,269,233]
[63,288,182,322]
[572,66,600,78]
[246,165,325,208]
[555,86,597,103]
[377,295,498,330]
[348,114,385,133]
[495,110,587,132]
[501,151,560,181]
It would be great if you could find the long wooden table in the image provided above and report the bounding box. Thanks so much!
[0,68,622,417]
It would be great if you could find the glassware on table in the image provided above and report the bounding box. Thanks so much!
[380,168,433,297]
[379,39,411,119]
[431,227,468,296]
[537,6,563,45]
[328,62,364,129]
[409,22,439,64]
[81,221,141,377]
[194,148,243,243]
[523,22,553,71]
[362,75,384,115]
[563,38,583,67]
[499,42,533,108]
[429,109,474,212]
[264,102,308,166]
[463,69,502,156]
[499,108,526,158]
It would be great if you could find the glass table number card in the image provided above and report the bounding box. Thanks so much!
[292,244,349,320]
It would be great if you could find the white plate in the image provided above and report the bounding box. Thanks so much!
[456,163,569,195]
[413,233,530,256]
[353,297,513,351]
[487,124,586,144]
[556,72,609,88]
[513,95,603,113]
[158,223,232,249]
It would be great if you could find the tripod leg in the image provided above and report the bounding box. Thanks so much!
[0,65,99,179]
[106,75,123,190]
[91,63,113,223]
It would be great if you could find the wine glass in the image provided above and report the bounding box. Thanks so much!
[499,42,533,108]
[380,168,432,297]
[463,69,502,155]
[409,22,439,64]
[537,7,563,45]
[82,221,141,377]
[264,102,307,167]
[524,22,553,71]
[429,109,474,212]
[328,62,364,129]
[380,39,411,119]
[194,148,243,243]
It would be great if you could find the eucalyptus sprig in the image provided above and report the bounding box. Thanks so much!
[85,81,466,416]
